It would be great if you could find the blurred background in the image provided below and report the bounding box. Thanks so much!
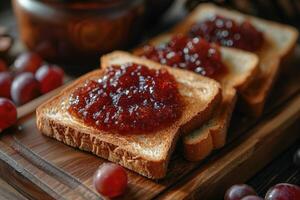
[187,0,300,27]
[0,0,299,74]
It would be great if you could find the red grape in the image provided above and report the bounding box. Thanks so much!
[14,52,43,74]
[0,98,17,131]
[265,183,300,200]
[225,184,257,200]
[0,72,13,98]
[93,163,128,198]
[241,195,263,200]
[0,59,7,72]
[35,64,64,94]
[11,72,40,105]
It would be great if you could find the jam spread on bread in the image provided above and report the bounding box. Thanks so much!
[68,63,183,134]
[190,16,264,51]
[138,35,227,79]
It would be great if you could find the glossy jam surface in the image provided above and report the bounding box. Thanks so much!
[68,63,183,134]
[139,35,227,79]
[190,16,264,52]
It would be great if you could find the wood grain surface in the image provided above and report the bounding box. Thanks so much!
[0,178,28,200]
[0,1,300,199]
[248,139,300,196]
[0,45,299,200]
[157,94,300,199]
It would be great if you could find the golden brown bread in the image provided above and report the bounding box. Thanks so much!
[173,3,298,116]
[36,51,221,179]
[183,86,236,161]
[134,33,258,161]
[132,3,298,161]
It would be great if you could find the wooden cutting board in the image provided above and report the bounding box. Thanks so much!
[0,46,300,200]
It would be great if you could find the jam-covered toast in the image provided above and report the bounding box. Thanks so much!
[176,3,298,117]
[133,3,298,161]
[134,34,258,161]
[36,51,221,179]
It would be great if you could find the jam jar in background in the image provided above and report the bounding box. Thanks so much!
[12,0,145,71]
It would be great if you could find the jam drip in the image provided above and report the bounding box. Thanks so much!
[190,15,264,52]
[139,35,226,78]
[68,63,183,134]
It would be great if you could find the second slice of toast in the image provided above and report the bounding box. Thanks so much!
[134,34,258,161]
[175,3,298,116]
[183,85,236,161]
[37,51,221,179]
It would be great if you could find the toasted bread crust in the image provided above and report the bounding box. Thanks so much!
[183,132,213,161]
[180,3,298,116]
[180,89,221,135]
[238,58,280,116]
[37,52,221,179]
[172,3,298,58]
[210,88,237,149]
[183,87,236,161]
[37,114,171,179]
[134,34,259,91]
[158,3,297,160]
[133,9,258,161]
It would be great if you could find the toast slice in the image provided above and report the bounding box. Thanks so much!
[173,3,298,116]
[36,51,221,179]
[183,85,236,161]
[134,34,258,161]
[135,33,259,90]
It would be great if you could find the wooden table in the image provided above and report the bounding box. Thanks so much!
[0,1,299,199]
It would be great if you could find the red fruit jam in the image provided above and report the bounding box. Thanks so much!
[138,35,227,79]
[68,63,183,134]
[190,16,264,52]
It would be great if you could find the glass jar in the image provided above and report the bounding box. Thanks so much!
[12,0,145,68]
